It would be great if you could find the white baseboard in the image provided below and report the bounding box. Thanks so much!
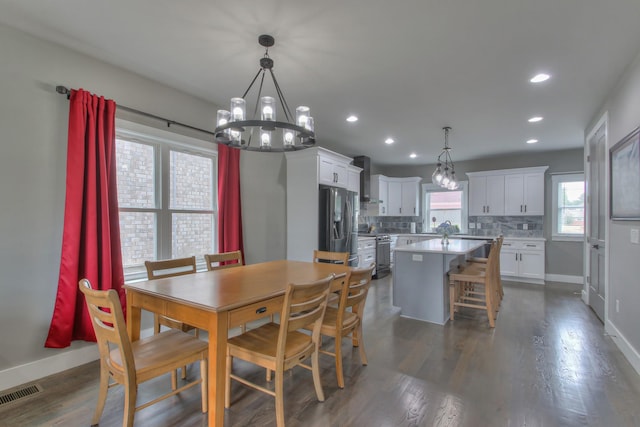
[0,327,154,392]
[545,274,584,284]
[605,320,640,376]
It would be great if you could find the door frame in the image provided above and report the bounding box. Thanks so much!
[583,112,609,321]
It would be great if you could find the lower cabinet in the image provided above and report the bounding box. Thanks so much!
[499,239,545,284]
[357,237,376,271]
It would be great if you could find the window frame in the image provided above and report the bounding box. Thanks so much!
[116,119,218,281]
[421,181,469,234]
[551,172,585,242]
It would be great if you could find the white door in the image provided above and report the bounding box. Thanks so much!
[469,176,488,215]
[379,178,389,215]
[519,251,545,280]
[387,181,402,215]
[504,174,524,215]
[401,181,419,216]
[485,175,505,215]
[523,173,545,215]
[500,249,518,276]
[587,121,606,322]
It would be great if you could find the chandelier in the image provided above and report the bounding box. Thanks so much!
[431,127,459,190]
[214,35,315,152]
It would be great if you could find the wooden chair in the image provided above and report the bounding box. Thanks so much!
[204,250,243,271]
[467,235,504,304]
[313,250,349,265]
[78,279,208,427]
[225,274,334,427]
[317,263,375,388]
[145,256,198,379]
[448,240,500,327]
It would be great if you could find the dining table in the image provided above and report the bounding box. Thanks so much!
[124,259,351,426]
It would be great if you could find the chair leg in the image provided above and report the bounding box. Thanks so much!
[123,380,137,427]
[275,368,285,427]
[486,285,496,328]
[171,369,177,391]
[92,364,109,425]
[449,281,456,320]
[201,358,208,413]
[225,353,232,409]
[335,335,344,389]
[356,323,368,366]
[311,346,325,402]
[266,368,272,382]
[181,365,187,380]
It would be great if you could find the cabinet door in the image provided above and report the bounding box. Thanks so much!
[500,248,518,276]
[318,158,336,186]
[469,176,488,216]
[485,175,505,215]
[378,177,389,215]
[504,174,524,215]
[334,162,348,188]
[347,168,360,193]
[518,250,545,279]
[387,181,402,216]
[401,181,420,216]
[523,173,544,215]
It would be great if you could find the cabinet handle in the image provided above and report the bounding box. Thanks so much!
[414,207,416,214]
[399,207,402,214]
[524,205,527,213]
[515,253,518,261]
[520,253,522,261]
[520,205,523,212]
[483,206,486,213]
[487,205,490,213]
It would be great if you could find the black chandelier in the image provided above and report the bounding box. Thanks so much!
[214,35,316,152]
[431,126,459,190]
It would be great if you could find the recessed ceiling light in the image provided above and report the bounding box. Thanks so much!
[526,139,538,144]
[385,138,395,144]
[409,153,417,159]
[346,115,358,122]
[530,73,550,83]
[528,116,543,123]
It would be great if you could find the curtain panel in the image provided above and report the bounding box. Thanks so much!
[217,144,245,263]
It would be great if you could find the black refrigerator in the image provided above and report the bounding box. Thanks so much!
[318,185,358,266]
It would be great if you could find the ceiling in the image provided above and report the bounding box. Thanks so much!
[2,0,640,165]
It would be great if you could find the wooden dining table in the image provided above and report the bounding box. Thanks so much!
[124,259,351,426]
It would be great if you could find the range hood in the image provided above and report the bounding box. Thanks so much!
[353,155,380,203]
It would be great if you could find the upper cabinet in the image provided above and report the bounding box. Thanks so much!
[318,155,348,188]
[467,166,548,216]
[347,165,361,194]
[368,175,421,216]
[468,175,505,216]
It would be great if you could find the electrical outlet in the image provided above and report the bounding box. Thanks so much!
[522,224,528,230]
[631,229,639,244]
[616,299,620,313]
[469,222,476,229]
[412,254,423,262]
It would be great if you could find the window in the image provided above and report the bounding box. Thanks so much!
[115,120,217,281]
[422,182,468,233]
[551,173,584,241]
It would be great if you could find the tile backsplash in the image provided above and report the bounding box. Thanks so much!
[360,215,423,234]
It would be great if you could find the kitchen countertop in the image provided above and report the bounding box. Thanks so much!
[390,233,545,241]
[394,238,486,255]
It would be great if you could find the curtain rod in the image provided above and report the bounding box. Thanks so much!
[55,85,216,137]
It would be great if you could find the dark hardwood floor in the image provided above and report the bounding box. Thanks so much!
[2,276,640,426]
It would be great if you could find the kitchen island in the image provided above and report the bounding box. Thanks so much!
[393,238,487,325]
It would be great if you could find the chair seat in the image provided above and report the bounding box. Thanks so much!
[449,265,487,283]
[110,330,208,380]
[320,306,359,336]
[227,322,313,361]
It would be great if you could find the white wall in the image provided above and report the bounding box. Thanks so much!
[0,23,285,389]
[586,48,640,372]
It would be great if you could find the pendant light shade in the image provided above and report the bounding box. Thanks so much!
[432,127,459,190]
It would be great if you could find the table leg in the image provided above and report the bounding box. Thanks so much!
[126,291,142,342]
[208,311,228,426]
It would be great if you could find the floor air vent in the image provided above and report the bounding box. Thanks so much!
[0,384,42,406]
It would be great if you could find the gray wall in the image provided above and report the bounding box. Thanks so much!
[0,24,284,377]
[377,148,585,277]
[587,49,640,355]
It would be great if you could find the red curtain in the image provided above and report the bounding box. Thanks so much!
[217,144,245,261]
[45,89,125,348]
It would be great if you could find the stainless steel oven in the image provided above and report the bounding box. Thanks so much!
[374,234,391,279]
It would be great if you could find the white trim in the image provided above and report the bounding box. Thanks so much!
[606,320,640,376]
[465,166,549,178]
[0,327,154,392]
[501,275,545,285]
[545,273,584,284]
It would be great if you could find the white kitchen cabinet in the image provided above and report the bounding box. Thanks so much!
[357,237,376,270]
[347,165,361,194]
[367,175,389,216]
[285,147,360,262]
[499,239,545,284]
[468,175,505,216]
[504,171,546,215]
[468,167,548,216]
[386,177,421,216]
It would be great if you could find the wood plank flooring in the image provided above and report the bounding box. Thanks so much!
[2,277,640,426]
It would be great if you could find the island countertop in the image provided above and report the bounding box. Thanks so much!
[394,238,486,255]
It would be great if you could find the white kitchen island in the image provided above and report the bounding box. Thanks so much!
[393,238,487,325]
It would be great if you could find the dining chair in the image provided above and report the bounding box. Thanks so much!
[225,274,334,427]
[204,250,243,271]
[467,235,504,304]
[313,249,349,265]
[315,263,375,388]
[78,279,208,427]
[448,240,500,327]
[145,256,198,379]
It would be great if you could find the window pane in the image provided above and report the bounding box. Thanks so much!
[116,139,156,209]
[557,181,584,235]
[170,151,214,210]
[119,212,156,267]
[430,191,462,209]
[426,190,463,232]
[172,213,215,258]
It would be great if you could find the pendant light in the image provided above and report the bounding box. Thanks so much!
[432,127,459,190]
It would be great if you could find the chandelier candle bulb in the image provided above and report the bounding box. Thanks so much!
[260,129,272,148]
[260,96,275,121]
[283,130,295,147]
[296,106,310,127]
[305,117,314,132]
[230,98,246,121]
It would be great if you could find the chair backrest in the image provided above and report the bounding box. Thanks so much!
[313,250,349,265]
[78,279,134,376]
[485,240,499,282]
[145,256,197,280]
[204,251,243,271]
[337,263,375,323]
[277,274,333,362]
